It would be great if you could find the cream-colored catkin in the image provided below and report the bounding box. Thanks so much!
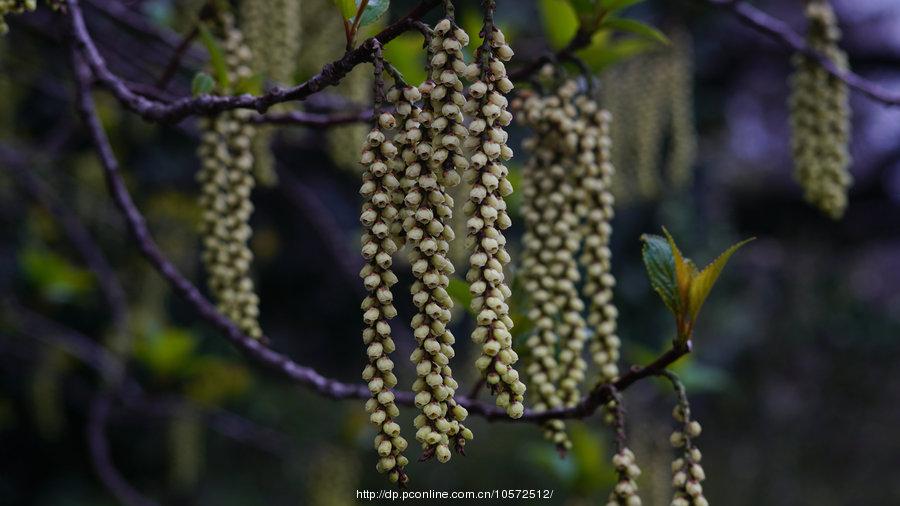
[307,447,360,506]
[518,86,572,450]
[392,81,471,463]
[240,0,301,85]
[196,13,262,339]
[546,85,594,409]
[669,388,708,506]
[600,36,698,204]
[666,30,698,189]
[359,111,409,485]
[297,0,371,173]
[0,0,35,34]
[608,447,643,506]
[576,100,620,383]
[599,65,635,203]
[460,17,525,419]
[789,0,852,219]
[632,56,668,200]
[239,0,302,187]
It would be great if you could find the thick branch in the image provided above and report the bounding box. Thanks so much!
[707,0,900,107]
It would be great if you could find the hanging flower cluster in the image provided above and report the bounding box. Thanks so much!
[599,32,697,203]
[605,394,643,506]
[518,77,584,450]
[574,98,620,384]
[393,78,471,464]
[239,0,303,186]
[789,0,852,219]
[196,13,262,339]
[359,91,408,483]
[462,3,525,419]
[0,0,36,34]
[666,374,707,506]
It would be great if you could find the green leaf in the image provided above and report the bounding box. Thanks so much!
[686,237,754,321]
[332,0,356,19]
[197,24,229,92]
[446,277,474,315]
[640,233,680,315]
[568,0,600,15]
[600,17,670,44]
[354,0,390,27]
[662,227,694,306]
[191,72,215,96]
[134,327,197,380]
[577,35,656,71]
[539,0,579,50]
[600,0,645,15]
[233,73,264,95]
[20,247,94,304]
[185,357,251,406]
[383,33,427,85]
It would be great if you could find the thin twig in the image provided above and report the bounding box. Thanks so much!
[87,392,159,506]
[66,0,443,123]
[706,0,900,106]
[155,24,199,90]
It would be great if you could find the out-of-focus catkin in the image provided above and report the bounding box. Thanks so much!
[240,0,301,85]
[600,34,697,204]
[359,108,409,484]
[576,100,620,384]
[239,0,302,187]
[517,80,576,450]
[666,30,698,189]
[0,0,35,34]
[789,0,852,219]
[196,13,262,339]
[461,10,526,420]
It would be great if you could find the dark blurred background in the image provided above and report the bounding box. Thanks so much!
[1,0,899,504]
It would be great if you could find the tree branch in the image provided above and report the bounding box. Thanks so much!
[706,0,900,107]
[65,0,443,123]
[87,392,159,506]
[70,45,693,424]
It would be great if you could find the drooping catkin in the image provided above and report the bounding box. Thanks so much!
[306,446,360,506]
[518,82,573,451]
[605,394,643,506]
[239,0,301,85]
[296,0,371,173]
[575,99,620,384]
[239,0,302,186]
[0,0,35,34]
[789,0,852,219]
[632,60,667,200]
[461,7,525,420]
[393,80,471,463]
[665,374,708,506]
[666,30,698,189]
[544,85,603,410]
[599,35,698,204]
[196,13,262,339]
[168,412,203,490]
[359,91,409,483]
